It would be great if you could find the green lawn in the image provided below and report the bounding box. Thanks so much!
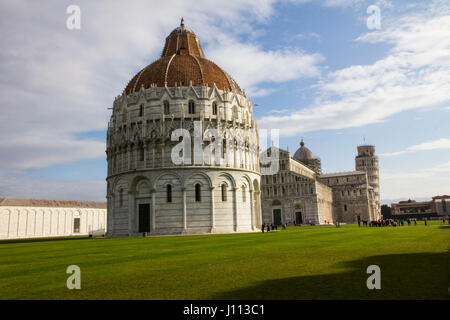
[0,222,448,300]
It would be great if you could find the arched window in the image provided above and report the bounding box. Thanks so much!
[212,102,218,115]
[232,105,238,118]
[195,183,201,202]
[221,184,227,201]
[242,185,246,202]
[188,100,195,114]
[167,184,172,203]
[139,104,143,117]
[139,147,144,161]
[164,101,170,115]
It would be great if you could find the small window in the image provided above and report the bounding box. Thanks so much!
[167,185,172,203]
[188,100,195,114]
[344,204,347,211]
[164,101,170,115]
[139,147,144,161]
[242,185,246,202]
[222,139,226,158]
[221,184,227,201]
[195,184,201,202]
[73,218,80,233]
[212,102,217,115]
[139,104,143,117]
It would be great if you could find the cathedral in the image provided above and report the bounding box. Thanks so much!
[106,20,262,237]
[260,141,381,225]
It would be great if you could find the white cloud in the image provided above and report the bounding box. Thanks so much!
[207,35,323,97]
[380,138,450,157]
[323,0,365,7]
[0,0,321,182]
[0,173,106,201]
[258,1,450,136]
[380,161,450,199]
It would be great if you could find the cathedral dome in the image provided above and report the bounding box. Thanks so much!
[124,19,243,95]
[293,140,316,161]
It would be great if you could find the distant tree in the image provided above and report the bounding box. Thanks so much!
[381,204,392,219]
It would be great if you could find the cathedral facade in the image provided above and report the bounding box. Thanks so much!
[106,20,262,237]
[261,141,380,225]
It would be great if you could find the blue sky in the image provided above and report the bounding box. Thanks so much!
[0,0,449,203]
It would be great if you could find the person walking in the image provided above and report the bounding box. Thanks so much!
[262,223,265,233]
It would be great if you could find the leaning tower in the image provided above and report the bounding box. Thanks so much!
[355,145,380,218]
[105,19,262,237]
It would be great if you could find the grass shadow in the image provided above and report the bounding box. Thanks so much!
[209,252,449,300]
[0,235,94,245]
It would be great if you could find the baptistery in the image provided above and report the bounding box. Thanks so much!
[106,20,262,236]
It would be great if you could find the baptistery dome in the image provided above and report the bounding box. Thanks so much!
[106,20,262,237]
[124,19,242,95]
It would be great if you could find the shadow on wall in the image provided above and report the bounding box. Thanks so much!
[209,252,449,300]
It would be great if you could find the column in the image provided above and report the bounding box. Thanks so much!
[128,191,134,236]
[210,186,216,233]
[249,189,254,231]
[151,189,156,233]
[127,146,132,170]
[255,190,261,226]
[182,187,187,232]
[233,187,238,232]
[143,144,148,168]
[161,143,165,167]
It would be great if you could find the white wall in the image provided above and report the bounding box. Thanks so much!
[0,206,107,240]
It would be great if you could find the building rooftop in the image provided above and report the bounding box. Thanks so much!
[124,19,243,96]
[320,170,366,178]
[0,197,107,209]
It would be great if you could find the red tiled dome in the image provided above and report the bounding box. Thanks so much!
[124,19,243,95]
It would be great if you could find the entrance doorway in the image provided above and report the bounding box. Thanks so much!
[273,209,282,225]
[138,203,150,233]
[295,212,303,225]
